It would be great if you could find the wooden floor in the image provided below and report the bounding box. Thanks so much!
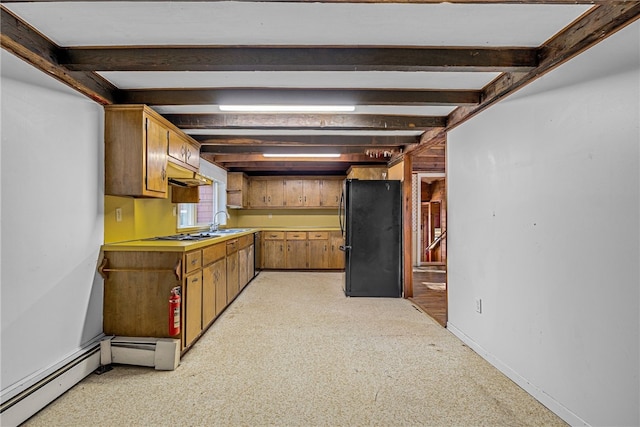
[410,268,447,327]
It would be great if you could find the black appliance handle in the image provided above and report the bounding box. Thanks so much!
[339,245,351,252]
[338,190,345,237]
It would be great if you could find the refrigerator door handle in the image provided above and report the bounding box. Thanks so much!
[338,191,345,237]
[339,245,351,252]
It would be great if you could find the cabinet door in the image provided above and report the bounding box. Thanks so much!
[238,247,249,290]
[303,180,321,207]
[329,231,345,269]
[249,179,267,208]
[284,179,304,207]
[308,239,329,269]
[263,240,285,269]
[202,262,220,327]
[167,129,186,163]
[286,240,308,269]
[247,244,255,281]
[266,179,284,206]
[185,141,200,169]
[184,271,203,347]
[145,116,168,194]
[214,259,227,316]
[321,179,342,208]
[226,251,239,303]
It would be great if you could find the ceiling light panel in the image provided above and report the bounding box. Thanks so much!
[154,105,457,116]
[184,129,424,137]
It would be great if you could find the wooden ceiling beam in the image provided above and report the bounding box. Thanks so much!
[166,113,445,130]
[201,145,401,155]
[62,46,537,72]
[122,88,480,106]
[193,134,419,146]
[221,161,373,172]
[212,153,379,163]
[0,6,115,104]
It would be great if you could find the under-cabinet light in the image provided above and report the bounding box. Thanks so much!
[263,153,341,158]
[219,105,355,112]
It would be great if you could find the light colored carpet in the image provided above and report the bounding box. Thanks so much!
[23,272,565,426]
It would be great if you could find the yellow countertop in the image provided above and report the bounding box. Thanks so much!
[101,228,259,252]
[101,227,341,252]
[259,227,341,231]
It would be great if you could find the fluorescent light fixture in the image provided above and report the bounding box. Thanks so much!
[263,153,341,158]
[219,105,355,112]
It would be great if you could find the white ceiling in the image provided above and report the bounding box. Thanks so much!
[6,2,591,47]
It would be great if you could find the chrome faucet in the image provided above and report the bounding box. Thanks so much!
[210,210,230,231]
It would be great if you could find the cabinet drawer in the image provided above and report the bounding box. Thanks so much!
[308,231,329,240]
[185,250,202,273]
[264,231,285,240]
[202,242,226,265]
[226,239,238,254]
[238,234,252,249]
[286,231,307,240]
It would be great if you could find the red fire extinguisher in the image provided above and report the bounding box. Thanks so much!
[169,287,181,336]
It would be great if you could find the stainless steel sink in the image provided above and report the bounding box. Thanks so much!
[213,228,249,234]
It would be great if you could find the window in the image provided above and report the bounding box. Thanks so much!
[177,181,223,229]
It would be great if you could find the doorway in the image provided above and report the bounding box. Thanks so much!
[411,173,447,327]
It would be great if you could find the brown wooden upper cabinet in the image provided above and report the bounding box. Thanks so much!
[105,105,201,199]
[168,129,200,171]
[319,179,342,208]
[234,174,343,209]
[227,172,249,208]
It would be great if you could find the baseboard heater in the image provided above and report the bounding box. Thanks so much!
[0,338,102,427]
[100,336,181,371]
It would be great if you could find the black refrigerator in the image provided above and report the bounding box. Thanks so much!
[339,179,403,297]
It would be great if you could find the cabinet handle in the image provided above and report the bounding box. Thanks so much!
[263,196,266,203]
[287,245,290,252]
[191,259,197,265]
[280,244,283,252]
[324,245,328,252]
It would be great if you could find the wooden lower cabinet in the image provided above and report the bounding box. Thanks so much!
[263,231,285,269]
[226,241,239,303]
[214,261,228,317]
[184,270,203,347]
[202,257,225,326]
[102,251,183,338]
[101,233,258,354]
[261,230,345,271]
[329,231,345,269]
[308,231,329,269]
[286,232,308,269]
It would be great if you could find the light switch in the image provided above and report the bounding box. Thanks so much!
[115,208,122,222]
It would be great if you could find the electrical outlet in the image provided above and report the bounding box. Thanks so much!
[115,208,122,223]
[475,298,482,314]
[172,206,177,217]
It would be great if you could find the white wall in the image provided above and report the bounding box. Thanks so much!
[447,22,639,426]
[1,51,105,396]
